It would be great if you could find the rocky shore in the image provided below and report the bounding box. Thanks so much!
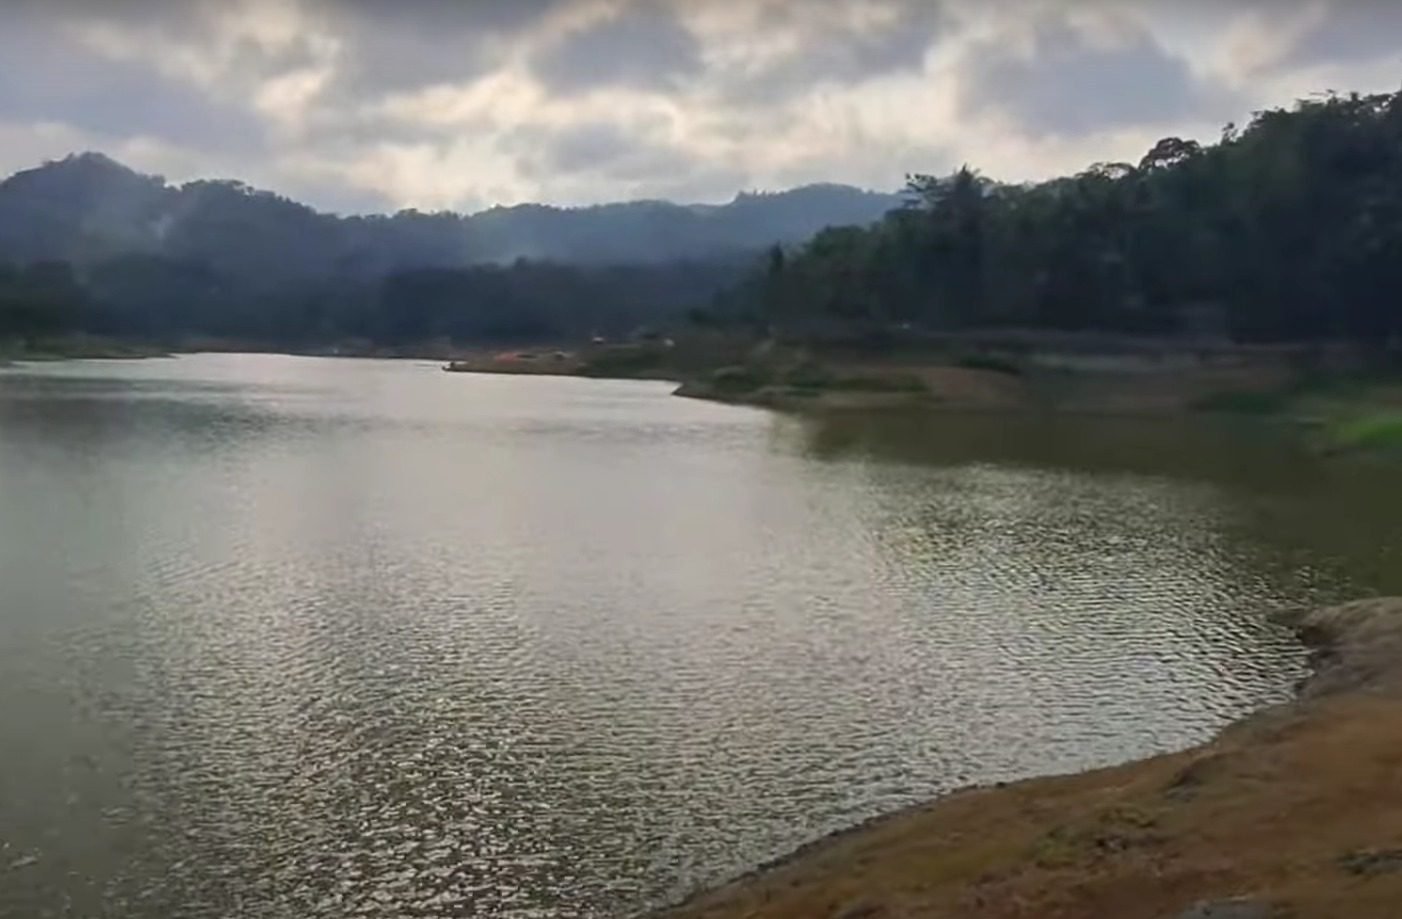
[650,598,1402,919]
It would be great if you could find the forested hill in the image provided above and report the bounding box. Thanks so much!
[0,155,897,346]
[719,89,1402,347]
[0,154,900,272]
[10,88,1402,352]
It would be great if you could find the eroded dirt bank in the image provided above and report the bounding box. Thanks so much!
[651,599,1402,919]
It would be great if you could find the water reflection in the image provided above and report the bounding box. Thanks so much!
[794,410,1402,597]
[1,356,1391,917]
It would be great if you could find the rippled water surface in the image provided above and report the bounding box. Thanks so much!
[3,354,1401,918]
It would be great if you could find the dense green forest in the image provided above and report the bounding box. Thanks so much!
[0,153,890,348]
[0,254,747,346]
[717,89,1402,347]
[5,89,1402,351]
[0,262,88,339]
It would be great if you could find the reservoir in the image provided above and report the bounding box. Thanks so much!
[2,354,1398,918]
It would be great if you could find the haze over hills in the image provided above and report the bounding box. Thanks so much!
[0,153,902,277]
[0,153,901,346]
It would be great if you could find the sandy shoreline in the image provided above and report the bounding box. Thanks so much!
[647,599,1402,919]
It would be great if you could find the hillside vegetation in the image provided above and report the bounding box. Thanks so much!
[6,90,1402,359]
[716,90,1402,350]
[0,155,894,348]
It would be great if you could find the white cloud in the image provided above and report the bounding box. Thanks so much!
[4,0,1401,213]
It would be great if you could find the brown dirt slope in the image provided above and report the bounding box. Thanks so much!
[651,599,1402,919]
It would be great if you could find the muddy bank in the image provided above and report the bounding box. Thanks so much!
[676,353,1402,461]
[674,359,1340,416]
[420,335,1401,436]
[650,599,1402,919]
[661,336,1313,416]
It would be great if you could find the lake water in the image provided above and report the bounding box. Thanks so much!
[2,354,1399,918]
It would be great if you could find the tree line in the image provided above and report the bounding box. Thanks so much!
[7,89,1402,351]
[0,254,747,346]
[715,89,1402,347]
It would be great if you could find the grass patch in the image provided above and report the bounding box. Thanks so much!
[1330,414,1402,452]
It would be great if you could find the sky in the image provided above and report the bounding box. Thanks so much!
[3,0,1401,214]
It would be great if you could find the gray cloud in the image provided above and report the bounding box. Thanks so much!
[1275,1,1402,72]
[504,118,750,203]
[321,0,570,95]
[528,122,644,173]
[961,14,1232,136]
[3,0,1402,212]
[0,9,267,155]
[723,1,946,104]
[531,4,703,93]
[20,0,224,36]
[508,120,702,182]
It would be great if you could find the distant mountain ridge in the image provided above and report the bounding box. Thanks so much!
[0,153,902,278]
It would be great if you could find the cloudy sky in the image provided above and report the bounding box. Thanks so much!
[4,0,1401,213]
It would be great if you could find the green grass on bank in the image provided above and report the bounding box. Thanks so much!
[1330,414,1402,452]
[1192,374,1402,456]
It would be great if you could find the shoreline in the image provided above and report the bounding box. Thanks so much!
[648,598,1402,919]
[12,339,1399,454]
[0,341,174,362]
